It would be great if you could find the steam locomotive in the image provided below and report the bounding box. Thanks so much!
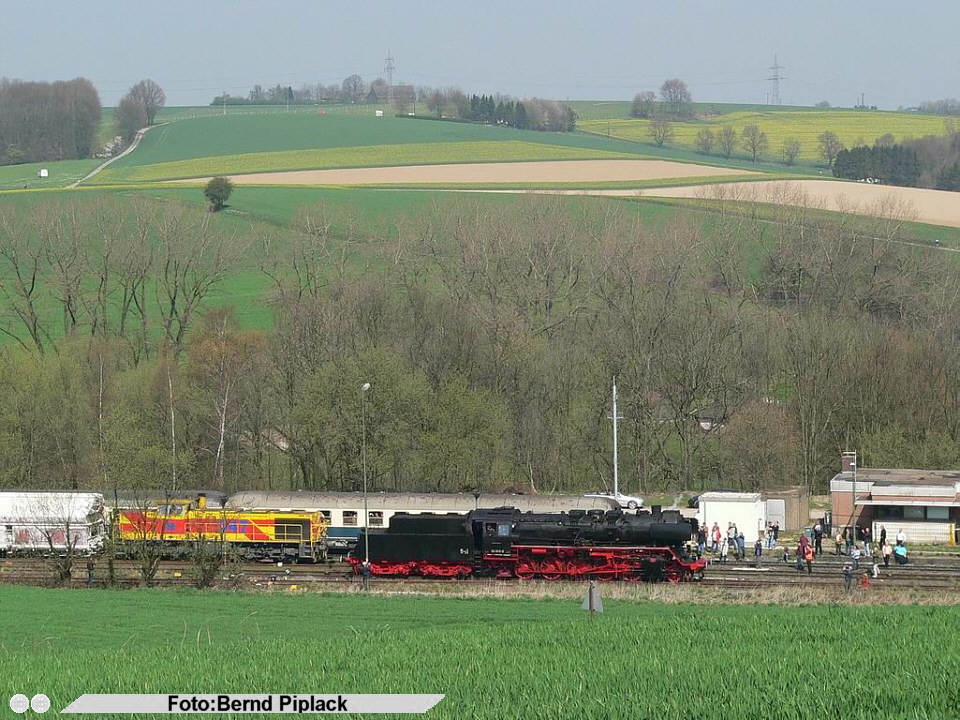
[349,506,705,582]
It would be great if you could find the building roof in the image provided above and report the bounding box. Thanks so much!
[698,492,762,502]
[838,468,960,486]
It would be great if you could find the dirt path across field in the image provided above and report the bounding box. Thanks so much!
[179,159,756,186]
[631,179,960,229]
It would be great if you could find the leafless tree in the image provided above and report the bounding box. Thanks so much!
[695,128,715,154]
[341,74,365,103]
[154,206,236,356]
[0,207,48,353]
[781,138,802,165]
[659,78,692,117]
[128,79,166,125]
[718,126,737,158]
[630,91,657,118]
[818,131,844,167]
[741,125,768,162]
[649,120,674,147]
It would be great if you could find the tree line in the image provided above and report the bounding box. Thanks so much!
[832,129,960,190]
[0,192,959,497]
[0,78,101,166]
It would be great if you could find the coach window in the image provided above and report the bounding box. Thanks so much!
[369,511,383,527]
[926,506,949,521]
[343,511,357,526]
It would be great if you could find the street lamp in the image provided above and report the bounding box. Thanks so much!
[361,382,371,564]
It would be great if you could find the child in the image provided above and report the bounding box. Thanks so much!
[754,538,763,567]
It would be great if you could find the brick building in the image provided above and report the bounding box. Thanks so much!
[830,466,960,544]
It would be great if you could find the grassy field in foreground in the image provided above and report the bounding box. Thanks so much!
[580,109,954,164]
[2,586,958,720]
[95,141,638,183]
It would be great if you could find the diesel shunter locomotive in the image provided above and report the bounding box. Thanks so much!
[350,506,705,582]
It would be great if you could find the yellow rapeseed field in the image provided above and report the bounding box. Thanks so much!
[581,110,954,164]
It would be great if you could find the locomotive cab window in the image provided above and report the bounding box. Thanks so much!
[497,523,511,537]
[344,511,358,526]
[318,510,331,523]
[369,511,383,527]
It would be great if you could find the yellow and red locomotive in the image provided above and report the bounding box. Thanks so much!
[115,493,327,562]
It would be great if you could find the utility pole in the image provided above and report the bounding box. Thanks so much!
[766,54,785,106]
[608,378,624,499]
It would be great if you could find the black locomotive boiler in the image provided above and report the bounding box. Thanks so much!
[349,506,705,582]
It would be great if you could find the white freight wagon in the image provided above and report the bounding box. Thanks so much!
[0,492,106,556]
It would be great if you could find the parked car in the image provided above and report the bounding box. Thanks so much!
[584,491,644,510]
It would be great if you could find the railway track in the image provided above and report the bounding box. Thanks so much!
[2,556,957,592]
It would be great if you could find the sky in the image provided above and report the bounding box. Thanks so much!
[1,1,958,109]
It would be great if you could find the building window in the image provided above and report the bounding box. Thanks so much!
[369,511,383,527]
[343,511,357,526]
[876,506,902,520]
[926,506,949,521]
[904,506,925,520]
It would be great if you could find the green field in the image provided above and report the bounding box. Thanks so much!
[580,109,954,164]
[2,586,958,719]
[0,158,100,190]
[95,141,639,183]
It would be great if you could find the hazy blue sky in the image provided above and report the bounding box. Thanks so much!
[2,1,957,108]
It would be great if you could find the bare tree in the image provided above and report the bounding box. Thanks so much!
[649,120,674,147]
[659,79,692,117]
[781,138,802,166]
[630,91,657,118]
[695,128,715,154]
[341,74,365,103]
[0,208,48,353]
[154,206,236,356]
[818,130,844,167]
[718,126,737,158]
[128,79,166,125]
[115,96,148,144]
[741,125,768,162]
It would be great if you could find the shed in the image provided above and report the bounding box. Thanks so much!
[696,492,766,542]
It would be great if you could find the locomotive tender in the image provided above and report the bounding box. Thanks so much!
[350,506,706,582]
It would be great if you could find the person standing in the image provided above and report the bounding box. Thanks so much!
[720,537,729,564]
[862,526,871,557]
[896,528,906,547]
[835,531,843,556]
[842,563,853,592]
[813,521,823,556]
[754,537,763,567]
[851,544,861,570]
[843,527,852,555]
[804,543,814,575]
[882,542,892,568]
[772,520,780,544]
[696,525,707,557]
[879,525,887,548]
[711,522,721,553]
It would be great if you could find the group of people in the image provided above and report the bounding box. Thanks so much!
[696,522,750,563]
[833,524,908,568]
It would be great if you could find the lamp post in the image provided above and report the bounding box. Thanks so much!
[361,382,371,564]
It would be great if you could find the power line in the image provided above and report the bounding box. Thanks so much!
[766,54,785,105]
